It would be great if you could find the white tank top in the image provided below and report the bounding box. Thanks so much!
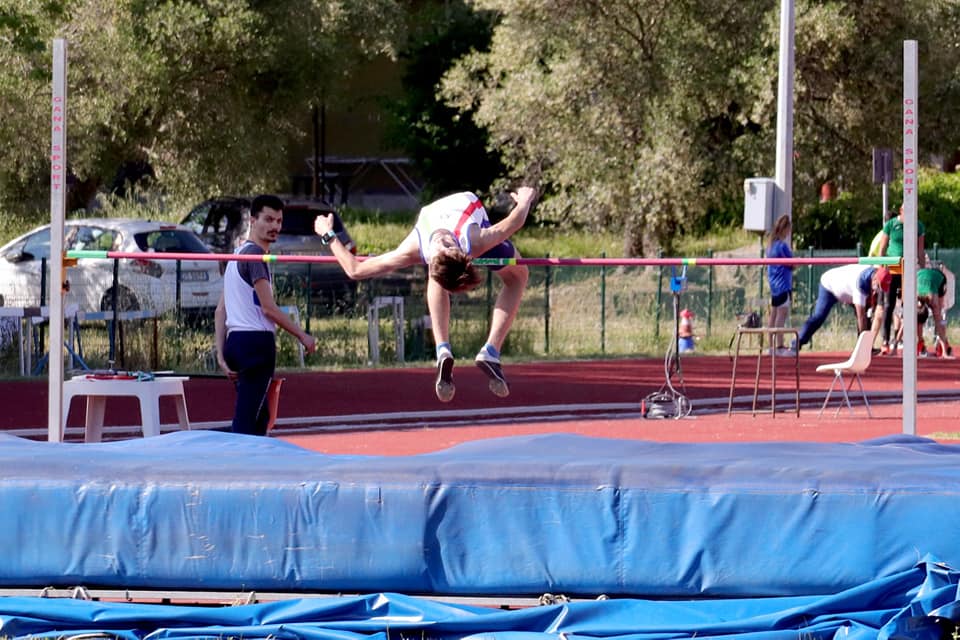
[224,242,275,333]
[414,192,488,263]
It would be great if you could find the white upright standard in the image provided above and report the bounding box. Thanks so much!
[902,40,918,435]
[48,39,67,442]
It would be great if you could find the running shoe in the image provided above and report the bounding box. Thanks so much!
[475,350,510,398]
[880,342,893,356]
[435,349,455,402]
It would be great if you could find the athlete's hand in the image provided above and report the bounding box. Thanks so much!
[513,186,537,207]
[217,354,238,382]
[314,214,334,236]
[301,333,318,355]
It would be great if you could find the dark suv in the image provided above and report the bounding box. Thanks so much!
[180,196,358,305]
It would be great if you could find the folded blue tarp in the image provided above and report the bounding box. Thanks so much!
[1,431,959,596]
[0,559,957,640]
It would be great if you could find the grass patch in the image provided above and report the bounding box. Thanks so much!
[0,209,43,246]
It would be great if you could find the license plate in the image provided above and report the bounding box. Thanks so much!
[180,271,209,282]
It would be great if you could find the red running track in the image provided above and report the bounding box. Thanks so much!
[3,352,959,450]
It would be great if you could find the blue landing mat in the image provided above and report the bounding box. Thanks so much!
[1,561,959,640]
[1,431,960,597]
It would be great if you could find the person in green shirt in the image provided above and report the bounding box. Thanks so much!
[916,266,952,357]
[877,205,925,354]
[867,208,895,257]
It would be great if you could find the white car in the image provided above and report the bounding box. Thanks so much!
[0,218,222,315]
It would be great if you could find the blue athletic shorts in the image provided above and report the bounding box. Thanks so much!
[478,240,517,271]
[771,291,791,308]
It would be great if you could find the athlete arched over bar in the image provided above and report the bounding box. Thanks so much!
[315,187,538,402]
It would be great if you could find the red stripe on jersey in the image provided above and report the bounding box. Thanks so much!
[453,198,484,239]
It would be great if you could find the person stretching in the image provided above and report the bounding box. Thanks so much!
[791,264,891,352]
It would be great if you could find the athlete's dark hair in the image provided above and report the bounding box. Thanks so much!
[429,248,482,293]
[250,194,284,217]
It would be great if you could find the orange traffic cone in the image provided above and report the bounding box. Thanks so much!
[266,377,285,433]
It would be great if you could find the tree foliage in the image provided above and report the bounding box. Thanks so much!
[0,0,403,214]
[383,0,505,203]
[791,169,960,251]
[441,0,960,255]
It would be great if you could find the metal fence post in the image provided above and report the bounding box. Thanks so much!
[39,257,48,365]
[486,269,493,326]
[174,259,183,368]
[707,248,714,337]
[111,258,119,364]
[175,259,182,319]
[655,249,663,340]
[758,235,765,300]
[544,253,551,354]
[305,263,312,333]
[600,252,606,353]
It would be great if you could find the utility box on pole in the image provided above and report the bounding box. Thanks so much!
[873,147,895,223]
[743,178,776,232]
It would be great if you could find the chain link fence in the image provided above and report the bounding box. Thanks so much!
[2,247,957,378]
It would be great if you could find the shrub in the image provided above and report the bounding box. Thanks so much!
[915,170,960,248]
[792,168,960,250]
[792,191,880,251]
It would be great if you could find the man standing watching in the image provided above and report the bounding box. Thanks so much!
[215,194,317,435]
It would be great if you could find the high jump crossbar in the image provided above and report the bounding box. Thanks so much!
[66,250,901,268]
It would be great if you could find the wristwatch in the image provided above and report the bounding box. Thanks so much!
[319,230,337,245]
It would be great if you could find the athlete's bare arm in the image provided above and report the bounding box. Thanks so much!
[253,278,317,354]
[315,214,420,279]
[214,293,236,380]
[469,187,538,256]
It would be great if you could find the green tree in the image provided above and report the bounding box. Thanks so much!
[0,1,64,211]
[774,2,960,200]
[441,0,779,255]
[0,0,403,214]
[384,0,504,203]
[441,0,960,256]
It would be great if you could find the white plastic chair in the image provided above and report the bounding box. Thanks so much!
[816,331,874,418]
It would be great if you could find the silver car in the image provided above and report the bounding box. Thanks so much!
[0,218,222,315]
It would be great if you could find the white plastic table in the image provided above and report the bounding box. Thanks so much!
[62,375,191,442]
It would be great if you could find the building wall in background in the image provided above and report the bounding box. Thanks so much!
[286,56,422,211]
